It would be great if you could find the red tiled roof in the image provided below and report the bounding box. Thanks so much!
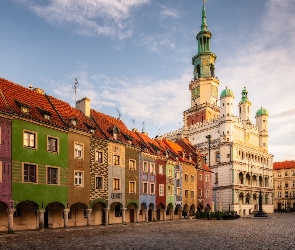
[273,160,295,170]
[47,95,98,135]
[203,164,212,172]
[91,109,135,144]
[0,78,66,128]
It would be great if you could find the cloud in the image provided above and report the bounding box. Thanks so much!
[13,0,150,39]
[49,69,191,135]
[160,8,179,19]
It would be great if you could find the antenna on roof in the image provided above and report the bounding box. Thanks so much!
[28,84,33,90]
[142,122,145,132]
[132,119,135,125]
[73,78,79,106]
[158,127,161,136]
[115,108,121,120]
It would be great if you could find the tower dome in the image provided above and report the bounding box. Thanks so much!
[256,107,268,117]
[220,87,234,98]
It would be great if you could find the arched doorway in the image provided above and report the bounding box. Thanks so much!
[68,202,88,227]
[126,202,138,223]
[45,202,65,228]
[109,202,123,224]
[148,203,154,222]
[91,201,107,225]
[156,203,165,221]
[14,200,38,231]
[0,202,8,231]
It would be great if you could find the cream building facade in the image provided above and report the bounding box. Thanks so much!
[160,3,274,215]
[273,161,295,211]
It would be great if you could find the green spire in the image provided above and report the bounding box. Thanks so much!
[201,4,208,31]
[239,87,251,105]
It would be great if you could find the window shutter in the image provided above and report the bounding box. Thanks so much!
[23,133,28,146]
[29,133,35,147]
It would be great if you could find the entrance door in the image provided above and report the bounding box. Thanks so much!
[157,209,160,220]
[148,209,152,221]
[278,202,281,211]
[130,209,134,222]
[101,208,105,225]
[44,207,49,228]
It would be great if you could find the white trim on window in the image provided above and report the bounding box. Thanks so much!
[74,170,84,187]
[113,177,121,191]
[47,135,59,153]
[23,130,37,149]
[129,181,136,193]
[129,159,136,170]
[159,184,164,196]
[95,176,104,189]
[74,142,83,159]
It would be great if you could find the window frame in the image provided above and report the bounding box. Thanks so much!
[159,165,163,175]
[95,176,103,190]
[176,187,181,196]
[168,185,173,196]
[216,152,220,162]
[150,163,155,174]
[129,159,136,170]
[143,161,148,172]
[168,169,172,177]
[113,178,121,191]
[159,184,164,196]
[150,183,155,194]
[191,175,195,183]
[143,182,148,194]
[129,181,136,193]
[113,155,120,165]
[47,136,59,153]
[95,151,103,163]
[23,130,37,149]
[74,142,83,159]
[184,173,188,182]
[74,171,84,187]
[191,190,195,199]
[23,163,37,183]
[46,166,59,185]
[184,189,188,198]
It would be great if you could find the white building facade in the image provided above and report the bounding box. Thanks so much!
[160,3,274,215]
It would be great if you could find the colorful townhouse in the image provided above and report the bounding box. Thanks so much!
[0,79,69,232]
[0,90,12,232]
[47,96,93,228]
[134,131,157,222]
[88,110,109,225]
[164,139,198,218]
[137,132,167,221]
[175,137,213,212]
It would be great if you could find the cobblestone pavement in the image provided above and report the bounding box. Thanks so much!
[1,213,295,250]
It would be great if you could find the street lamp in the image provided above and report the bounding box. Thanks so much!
[205,135,211,168]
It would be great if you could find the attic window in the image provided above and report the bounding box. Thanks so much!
[44,114,50,120]
[21,106,30,113]
[90,129,95,134]
[71,119,77,126]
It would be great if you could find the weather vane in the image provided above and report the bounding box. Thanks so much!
[203,0,206,3]
[73,78,79,106]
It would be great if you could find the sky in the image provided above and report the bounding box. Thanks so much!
[0,0,295,162]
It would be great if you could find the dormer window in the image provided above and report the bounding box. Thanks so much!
[21,106,30,113]
[71,119,77,126]
[89,129,95,134]
[113,132,117,140]
[44,114,50,120]
[189,153,192,161]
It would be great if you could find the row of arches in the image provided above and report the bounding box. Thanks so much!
[238,172,270,187]
[0,200,203,232]
[237,151,270,166]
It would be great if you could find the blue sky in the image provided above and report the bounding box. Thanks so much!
[1,0,295,162]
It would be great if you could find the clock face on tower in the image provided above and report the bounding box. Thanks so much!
[211,86,218,98]
[192,87,200,100]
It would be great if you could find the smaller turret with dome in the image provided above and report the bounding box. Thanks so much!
[238,87,252,122]
[256,107,269,149]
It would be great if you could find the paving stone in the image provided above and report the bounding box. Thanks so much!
[0,213,294,249]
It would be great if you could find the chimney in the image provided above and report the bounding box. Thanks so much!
[33,88,44,95]
[76,97,90,117]
[177,133,183,140]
